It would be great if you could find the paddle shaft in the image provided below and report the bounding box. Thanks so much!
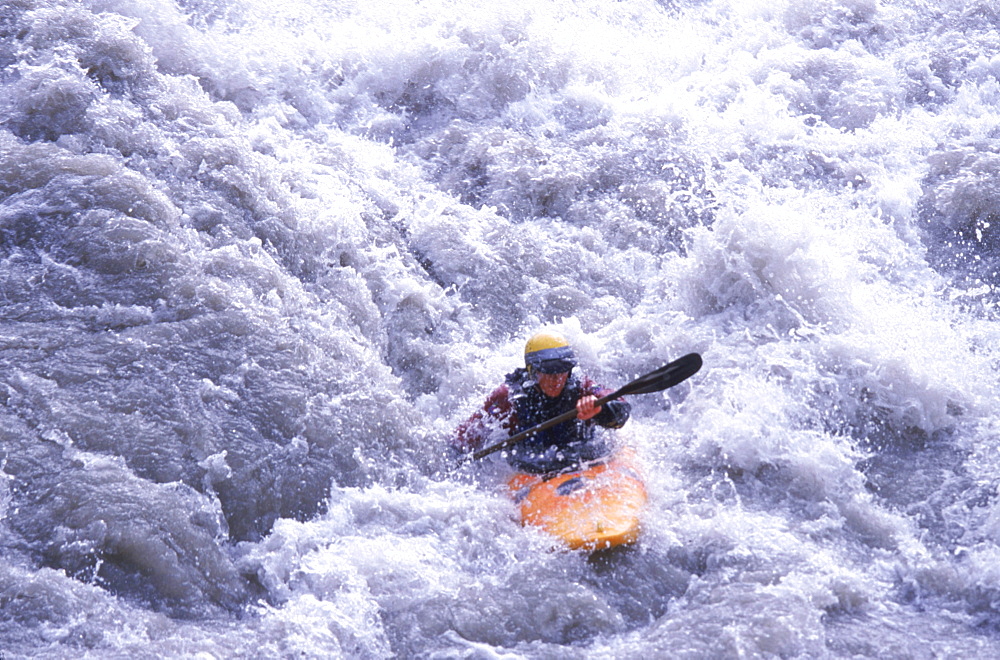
[469,353,702,461]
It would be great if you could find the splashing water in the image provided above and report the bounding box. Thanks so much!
[3,0,1000,657]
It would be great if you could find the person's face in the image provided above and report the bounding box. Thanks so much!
[537,371,569,398]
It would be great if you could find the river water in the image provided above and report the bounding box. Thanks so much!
[3,0,1000,657]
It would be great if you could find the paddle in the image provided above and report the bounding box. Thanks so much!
[468,352,703,461]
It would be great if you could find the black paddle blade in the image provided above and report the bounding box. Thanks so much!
[617,353,702,397]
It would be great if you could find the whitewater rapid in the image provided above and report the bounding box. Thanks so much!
[3,0,1000,657]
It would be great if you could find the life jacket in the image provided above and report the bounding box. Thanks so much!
[503,368,611,474]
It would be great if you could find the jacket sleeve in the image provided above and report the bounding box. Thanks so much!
[582,378,631,429]
[451,384,516,453]
[594,398,630,429]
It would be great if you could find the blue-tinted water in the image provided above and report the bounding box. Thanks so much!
[3,0,1000,657]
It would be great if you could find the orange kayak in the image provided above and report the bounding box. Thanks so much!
[507,449,648,551]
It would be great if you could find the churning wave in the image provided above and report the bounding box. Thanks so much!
[3,0,1000,657]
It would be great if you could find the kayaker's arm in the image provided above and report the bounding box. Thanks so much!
[452,384,516,453]
[593,397,630,428]
[576,395,601,420]
[578,380,630,428]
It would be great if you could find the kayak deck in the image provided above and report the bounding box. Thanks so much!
[507,449,648,551]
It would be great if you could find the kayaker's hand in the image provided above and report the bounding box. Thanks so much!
[577,395,601,420]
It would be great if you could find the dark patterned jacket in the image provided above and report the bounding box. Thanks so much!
[454,368,630,473]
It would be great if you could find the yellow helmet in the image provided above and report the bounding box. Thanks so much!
[524,331,577,374]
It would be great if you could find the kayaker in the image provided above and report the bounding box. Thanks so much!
[453,331,631,474]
